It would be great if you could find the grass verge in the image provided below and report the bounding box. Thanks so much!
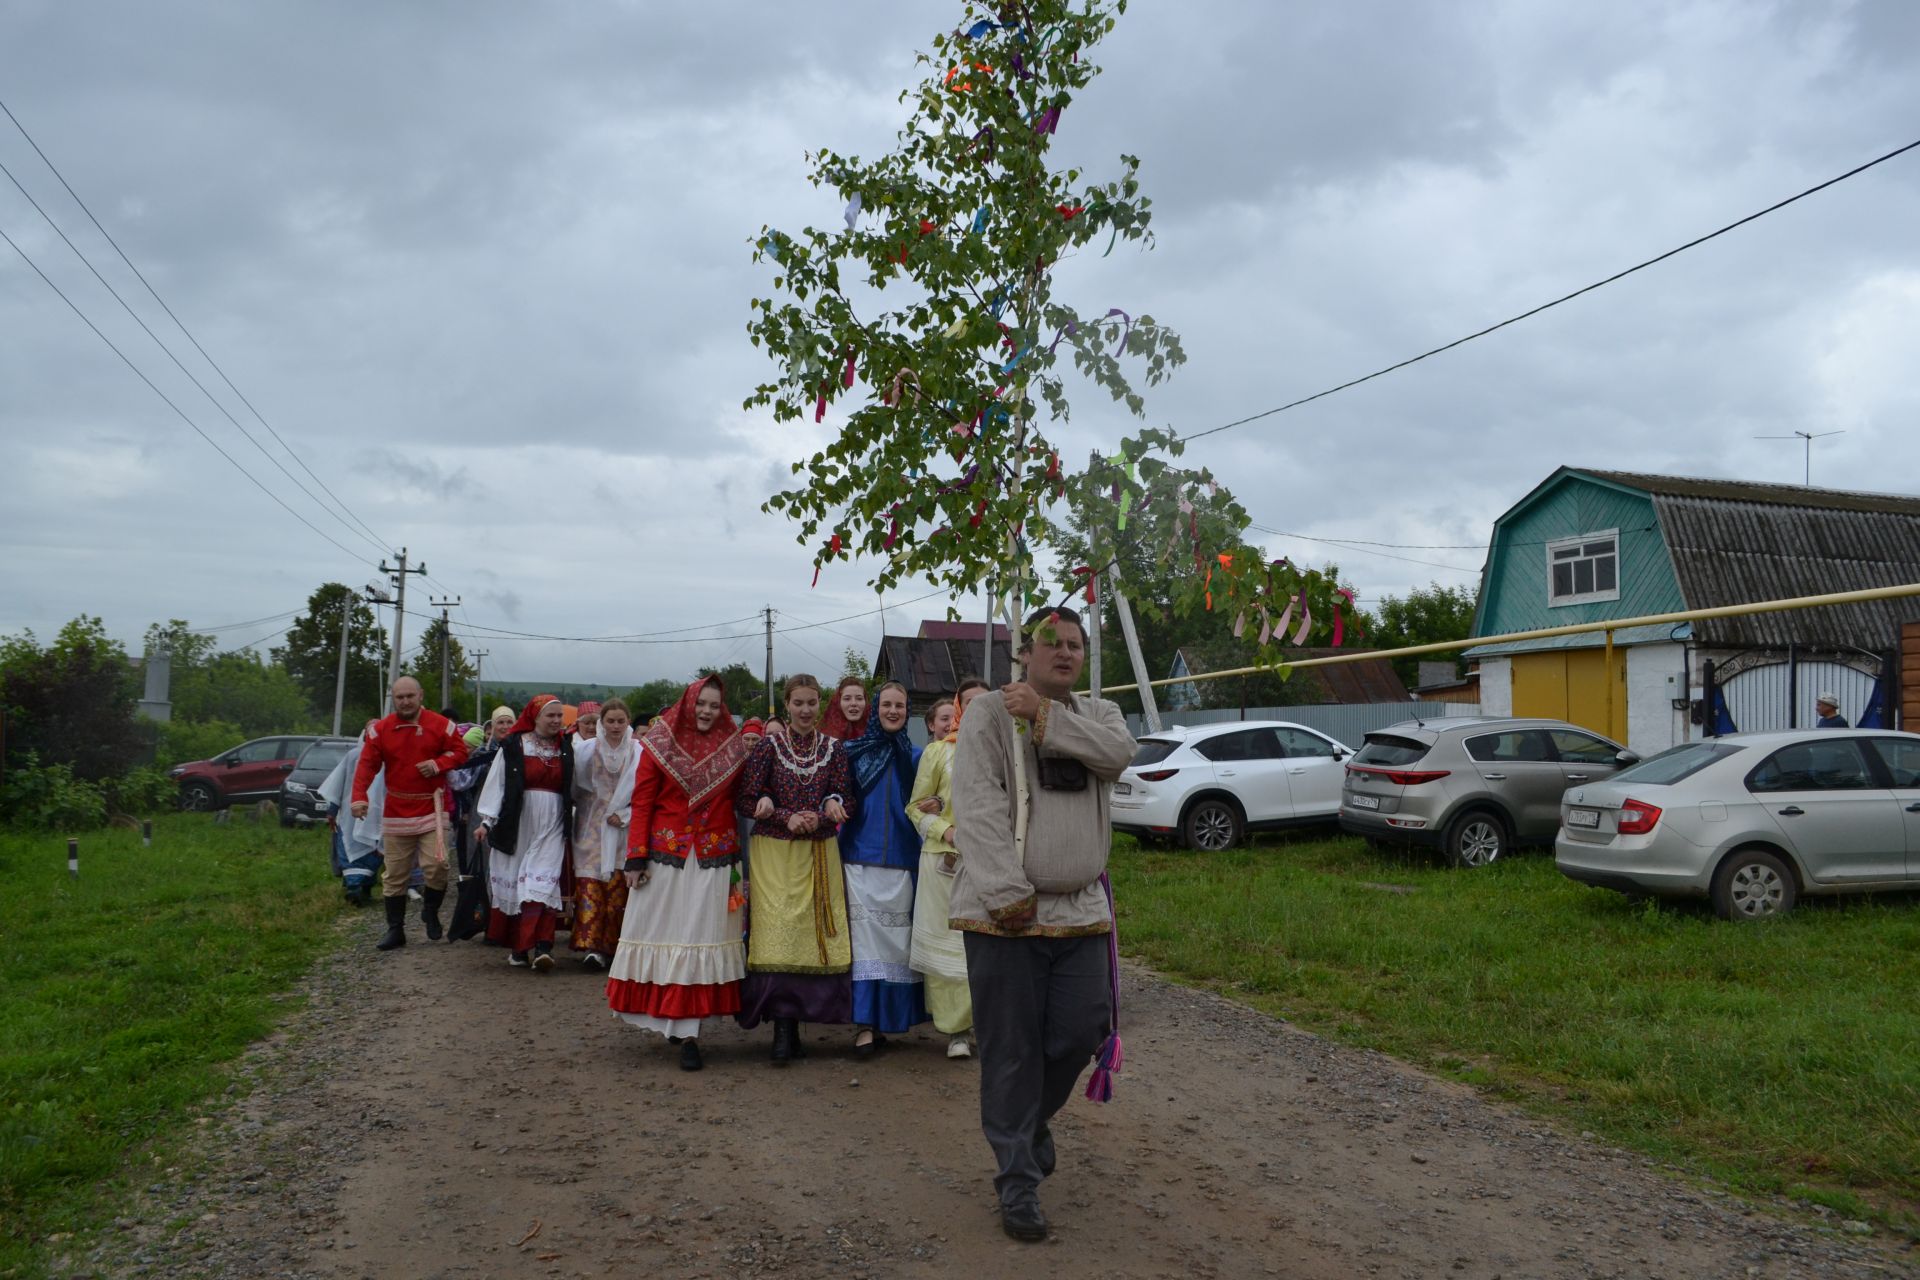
[0,813,341,1278]
[1109,833,1920,1231]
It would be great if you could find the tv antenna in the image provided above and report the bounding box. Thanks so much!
[1753,429,1843,486]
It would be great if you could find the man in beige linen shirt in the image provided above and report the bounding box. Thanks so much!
[951,606,1135,1242]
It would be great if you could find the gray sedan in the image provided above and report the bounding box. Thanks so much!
[1555,729,1920,918]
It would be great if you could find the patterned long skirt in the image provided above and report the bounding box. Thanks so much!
[570,874,629,955]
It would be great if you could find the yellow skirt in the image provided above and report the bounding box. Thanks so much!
[746,835,851,975]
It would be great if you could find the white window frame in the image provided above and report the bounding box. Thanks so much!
[1545,528,1620,607]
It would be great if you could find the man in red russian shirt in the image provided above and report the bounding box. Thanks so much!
[352,675,469,950]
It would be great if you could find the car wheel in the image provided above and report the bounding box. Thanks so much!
[1183,798,1243,852]
[180,781,218,812]
[1443,810,1507,868]
[1711,848,1798,920]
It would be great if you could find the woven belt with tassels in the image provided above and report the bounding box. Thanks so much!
[809,837,838,965]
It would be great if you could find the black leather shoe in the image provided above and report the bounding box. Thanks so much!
[421,887,445,941]
[1000,1190,1048,1242]
[770,1019,793,1066]
[679,1040,704,1072]
[375,895,407,951]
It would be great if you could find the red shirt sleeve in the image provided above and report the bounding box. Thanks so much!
[351,726,384,804]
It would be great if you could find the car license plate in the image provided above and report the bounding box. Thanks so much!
[1113,782,1131,795]
[1568,808,1601,828]
[1348,794,1379,810]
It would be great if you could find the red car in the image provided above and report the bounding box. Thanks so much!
[170,735,327,812]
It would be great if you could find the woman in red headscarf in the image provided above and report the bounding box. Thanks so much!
[475,694,574,972]
[605,675,763,1071]
[819,675,868,741]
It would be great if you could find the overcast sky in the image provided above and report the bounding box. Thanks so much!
[4,0,1918,687]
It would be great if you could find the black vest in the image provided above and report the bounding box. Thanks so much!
[489,734,574,858]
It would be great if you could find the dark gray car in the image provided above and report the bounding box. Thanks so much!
[277,737,357,826]
[1338,717,1636,866]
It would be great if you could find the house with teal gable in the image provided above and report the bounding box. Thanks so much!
[1464,468,1917,752]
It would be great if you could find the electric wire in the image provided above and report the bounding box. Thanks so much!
[0,155,391,559]
[1247,523,1476,573]
[0,96,396,554]
[1181,136,1920,446]
[188,609,301,633]
[0,223,379,568]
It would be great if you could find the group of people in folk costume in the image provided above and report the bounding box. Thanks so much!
[348,606,1130,1242]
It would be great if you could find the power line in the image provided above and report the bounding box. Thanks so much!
[0,96,396,554]
[1248,523,1476,573]
[0,155,391,559]
[1182,135,1920,445]
[775,586,951,635]
[222,623,295,653]
[0,223,380,569]
[189,609,301,633]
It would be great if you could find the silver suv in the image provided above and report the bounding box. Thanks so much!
[1338,717,1637,866]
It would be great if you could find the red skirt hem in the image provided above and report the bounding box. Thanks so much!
[605,979,742,1019]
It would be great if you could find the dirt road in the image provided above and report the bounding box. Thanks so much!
[74,913,1913,1280]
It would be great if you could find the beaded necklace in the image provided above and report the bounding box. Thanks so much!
[772,726,834,779]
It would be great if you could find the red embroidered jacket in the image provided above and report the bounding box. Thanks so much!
[625,752,743,870]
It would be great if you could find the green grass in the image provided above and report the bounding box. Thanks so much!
[1110,833,1920,1230]
[0,814,342,1278]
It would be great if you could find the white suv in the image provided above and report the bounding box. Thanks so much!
[1113,721,1354,851]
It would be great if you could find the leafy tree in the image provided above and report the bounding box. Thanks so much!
[273,584,389,727]
[623,680,687,722]
[747,0,1183,618]
[1362,583,1481,686]
[142,619,217,672]
[178,652,319,737]
[404,616,476,710]
[142,619,317,735]
[748,1,1359,670]
[0,617,148,782]
[696,663,769,718]
[841,647,874,685]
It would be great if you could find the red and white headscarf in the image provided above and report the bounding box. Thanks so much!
[640,675,752,808]
[505,693,562,739]
[820,675,869,741]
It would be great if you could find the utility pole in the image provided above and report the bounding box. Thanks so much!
[377,548,428,711]
[763,606,776,719]
[430,595,461,710]
[331,593,353,736]
[473,649,490,721]
[364,583,394,708]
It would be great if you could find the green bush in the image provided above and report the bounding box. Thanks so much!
[104,766,178,816]
[153,718,244,769]
[1,754,108,830]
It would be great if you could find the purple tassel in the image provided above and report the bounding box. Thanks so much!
[1083,872,1124,1104]
[1084,1032,1123,1103]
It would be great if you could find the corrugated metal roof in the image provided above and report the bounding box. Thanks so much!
[874,635,1011,704]
[916,620,1011,643]
[1653,494,1920,649]
[1582,470,1920,518]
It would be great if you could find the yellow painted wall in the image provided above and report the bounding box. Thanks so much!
[1510,648,1627,741]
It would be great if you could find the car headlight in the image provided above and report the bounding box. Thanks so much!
[169,766,187,778]
[283,782,309,796]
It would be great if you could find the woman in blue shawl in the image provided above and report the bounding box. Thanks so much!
[838,681,931,1054]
